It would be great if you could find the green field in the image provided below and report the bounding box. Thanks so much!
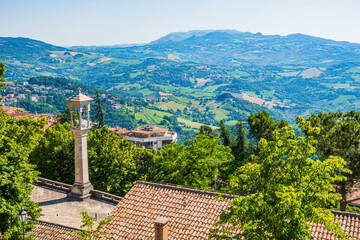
[177,117,217,130]
[155,101,187,111]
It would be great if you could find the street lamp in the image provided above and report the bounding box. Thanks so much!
[18,207,27,240]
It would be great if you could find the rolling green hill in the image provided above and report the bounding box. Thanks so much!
[1,31,360,131]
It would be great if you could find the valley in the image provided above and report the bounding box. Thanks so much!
[1,30,360,140]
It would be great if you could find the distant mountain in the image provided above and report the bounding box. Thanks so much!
[80,30,360,66]
[148,29,241,45]
[0,37,65,61]
[2,32,360,127]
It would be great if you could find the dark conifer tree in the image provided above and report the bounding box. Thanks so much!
[92,90,105,128]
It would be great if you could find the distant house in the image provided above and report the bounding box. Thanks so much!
[5,97,17,104]
[112,104,122,109]
[125,125,177,150]
[31,95,39,102]
[108,127,130,135]
[64,89,74,93]
[106,99,115,104]
[18,94,27,99]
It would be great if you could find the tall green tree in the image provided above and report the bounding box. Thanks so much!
[248,110,288,142]
[0,62,6,102]
[218,120,233,147]
[210,124,349,240]
[231,119,248,166]
[30,122,74,183]
[87,127,137,195]
[297,111,360,211]
[0,113,47,239]
[151,134,234,190]
[198,125,217,138]
[91,91,105,128]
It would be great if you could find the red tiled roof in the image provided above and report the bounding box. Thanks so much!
[29,220,81,239]
[100,181,235,239]
[310,211,360,240]
[100,181,360,240]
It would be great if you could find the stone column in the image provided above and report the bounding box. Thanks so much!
[70,128,93,197]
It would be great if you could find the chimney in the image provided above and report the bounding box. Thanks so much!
[154,217,169,240]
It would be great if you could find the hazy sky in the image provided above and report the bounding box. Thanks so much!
[1,0,359,46]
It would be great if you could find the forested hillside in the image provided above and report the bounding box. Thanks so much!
[2,30,360,129]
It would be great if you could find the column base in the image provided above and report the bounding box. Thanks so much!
[70,182,93,197]
[67,192,92,200]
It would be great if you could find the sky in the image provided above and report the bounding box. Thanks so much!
[1,0,360,46]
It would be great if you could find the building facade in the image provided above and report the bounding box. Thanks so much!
[125,125,177,150]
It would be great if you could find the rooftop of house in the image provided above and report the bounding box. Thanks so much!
[1,106,57,129]
[30,178,118,229]
[29,220,80,240]
[99,181,236,239]
[130,125,169,135]
[99,181,360,240]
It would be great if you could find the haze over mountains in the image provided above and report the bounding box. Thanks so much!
[1,30,360,128]
[73,30,360,66]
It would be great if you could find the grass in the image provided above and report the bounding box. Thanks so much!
[213,108,229,122]
[155,101,187,111]
[138,88,157,97]
[177,117,217,130]
[204,84,228,92]
[330,95,356,105]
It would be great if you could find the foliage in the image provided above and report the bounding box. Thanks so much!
[91,91,105,128]
[198,125,217,137]
[30,124,141,196]
[248,110,288,142]
[230,119,248,167]
[0,62,6,102]
[218,120,233,147]
[210,124,350,240]
[151,134,234,190]
[30,122,75,183]
[87,127,138,195]
[297,111,360,211]
[69,212,112,240]
[0,113,46,239]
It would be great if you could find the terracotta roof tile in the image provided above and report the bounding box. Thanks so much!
[100,181,360,239]
[29,220,81,239]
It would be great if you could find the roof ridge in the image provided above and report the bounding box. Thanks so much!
[136,181,237,199]
[31,219,82,231]
[331,209,360,218]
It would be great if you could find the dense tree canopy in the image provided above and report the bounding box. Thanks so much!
[248,110,288,142]
[210,123,349,240]
[0,62,6,96]
[151,134,234,190]
[0,113,46,239]
[297,111,360,211]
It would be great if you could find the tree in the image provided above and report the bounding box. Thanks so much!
[30,124,140,196]
[0,62,6,102]
[0,113,47,239]
[151,134,234,190]
[87,127,137,195]
[30,122,75,184]
[210,124,349,240]
[91,91,104,128]
[248,110,288,142]
[70,212,112,239]
[198,125,217,138]
[218,120,233,147]
[231,119,248,167]
[297,111,360,211]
